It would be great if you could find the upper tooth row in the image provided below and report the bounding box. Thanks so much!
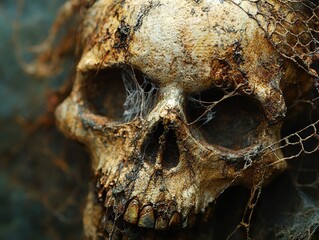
[123,199,195,230]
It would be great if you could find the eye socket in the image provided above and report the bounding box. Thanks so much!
[186,88,225,125]
[84,68,126,121]
[83,66,159,122]
[121,68,159,122]
[186,88,266,150]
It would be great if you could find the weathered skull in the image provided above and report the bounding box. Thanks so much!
[54,0,317,238]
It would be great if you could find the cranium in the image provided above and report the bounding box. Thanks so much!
[54,0,318,238]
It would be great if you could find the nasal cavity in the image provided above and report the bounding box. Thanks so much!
[143,123,164,166]
[142,124,180,169]
[162,129,180,169]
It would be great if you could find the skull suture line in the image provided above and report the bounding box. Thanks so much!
[54,0,318,238]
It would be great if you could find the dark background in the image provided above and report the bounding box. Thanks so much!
[0,1,90,239]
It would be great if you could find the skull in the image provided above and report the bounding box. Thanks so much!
[55,0,315,238]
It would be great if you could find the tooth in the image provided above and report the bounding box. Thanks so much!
[138,206,155,228]
[169,212,181,228]
[123,199,139,224]
[155,215,168,230]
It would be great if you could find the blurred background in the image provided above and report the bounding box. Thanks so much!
[0,1,90,239]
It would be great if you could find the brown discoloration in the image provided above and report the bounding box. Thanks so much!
[138,206,155,228]
[123,199,140,224]
[169,212,182,229]
[51,0,317,239]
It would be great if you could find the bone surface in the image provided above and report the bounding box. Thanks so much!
[54,0,317,239]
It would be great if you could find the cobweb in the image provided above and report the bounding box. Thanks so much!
[122,67,159,122]
[185,0,319,233]
[228,0,319,77]
[190,1,319,239]
[276,167,319,239]
[222,87,319,240]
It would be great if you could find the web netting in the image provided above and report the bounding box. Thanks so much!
[216,1,319,239]
[207,84,319,240]
[229,0,319,77]
[122,68,159,122]
[276,165,319,240]
[185,0,319,237]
